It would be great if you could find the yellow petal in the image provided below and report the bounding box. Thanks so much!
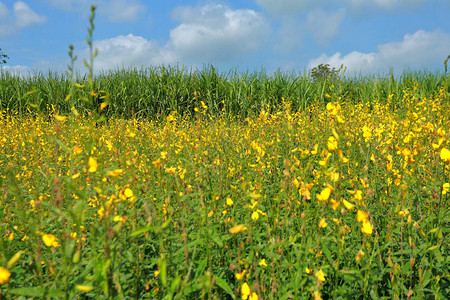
[0,267,11,285]
[357,210,369,222]
[259,259,267,267]
[88,157,98,173]
[241,282,250,297]
[318,217,328,228]
[315,269,326,282]
[440,148,450,162]
[361,219,373,236]
[229,224,247,234]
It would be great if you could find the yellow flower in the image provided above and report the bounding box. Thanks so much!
[305,267,312,274]
[73,146,83,154]
[97,206,104,218]
[315,269,326,282]
[343,199,354,210]
[165,167,176,173]
[314,290,322,300]
[107,169,123,177]
[354,190,363,201]
[442,183,449,195]
[241,282,251,299]
[229,224,247,234]
[440,147,450,162]
[166,114,175,122]
[249,292,258,300]
[113,215,124,222]
[248,201,258,209]
[259,259,267,267]
[0,267,11,285]
[329,199,340,210]
[226,197,233,206]
[357,210,369,222]
[160,151,168,159]
[251,211,259,221]
[42,234,60,247]
[318,217,328,228]
[398,209,409,217]
[361,219,373,236]
[401,148,411,157]
[208,211,214,218]
[152,159,161,167]
[235,270,246,280]
[124,188,133,198]
[327,136,338,151]
[88,157,98,173]
[316,187,331,202]
[154,270,160,277]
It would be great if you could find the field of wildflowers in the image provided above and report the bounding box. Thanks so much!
[1,5,449,299]
[0,78,449,299]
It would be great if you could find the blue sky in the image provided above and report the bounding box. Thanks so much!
[1,0,449,75]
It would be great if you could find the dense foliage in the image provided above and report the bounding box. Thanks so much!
[1,66,449,120]
[0,79,449,299]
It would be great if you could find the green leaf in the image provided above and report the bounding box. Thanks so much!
[214,276,235,299]
[8,287,64,298]
[130,218,172,236]
[51,137,71,153]
[195,258,208,278]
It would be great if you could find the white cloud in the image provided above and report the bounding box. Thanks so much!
[1,64,31,75]
[86,34,176,71]
[13,1,47,28]
[74,4,268,71]
[306,9,346,46]
[308,30,450,74]
[78,4,269,71]
[169,5,268,63]
[0,1,46,37]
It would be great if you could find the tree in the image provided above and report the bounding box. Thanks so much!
[310,64,344,82]
[0,48,9,65]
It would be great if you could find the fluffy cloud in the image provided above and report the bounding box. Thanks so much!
[88,34,176,71]
[169,4,269,63]
[13,1,47,28]
[82,4,269,71]
[306,9,346,46]
[308,30,450,74]
[0,1,46,37]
